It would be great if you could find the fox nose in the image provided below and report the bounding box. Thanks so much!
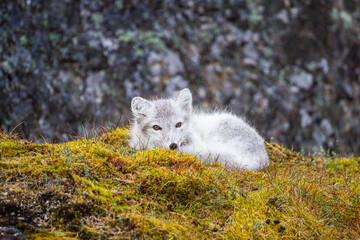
[169,143,178,150]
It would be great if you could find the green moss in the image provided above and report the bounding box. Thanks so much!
[1,60,12,73]
[118,30,166,53]
[0,128,359,239]
[20,35,28,45]
[91,12,104,29]
[0,141,27,158]
[28,232,78,240]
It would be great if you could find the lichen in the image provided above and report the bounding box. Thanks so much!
[0,128,359,239]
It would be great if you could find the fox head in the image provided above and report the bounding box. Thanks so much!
[130,88,193,150]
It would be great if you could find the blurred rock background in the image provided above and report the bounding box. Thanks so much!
[1,0,359,155]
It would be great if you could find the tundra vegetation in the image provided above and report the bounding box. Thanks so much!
[0,128,359,239]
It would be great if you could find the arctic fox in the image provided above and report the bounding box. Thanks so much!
[129,88,269,171]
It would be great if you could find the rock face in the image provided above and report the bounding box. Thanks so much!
[0,1,359,154]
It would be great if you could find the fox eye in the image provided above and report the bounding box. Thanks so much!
[153,125,161,131]
[175,122,182,128]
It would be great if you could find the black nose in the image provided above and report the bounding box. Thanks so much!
[169,143,178,150]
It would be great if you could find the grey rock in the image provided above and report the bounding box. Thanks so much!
[165,51,184,76]
[319,58,329,74]
[211,36,227,57]
[276,9,289,24]
[320,119,334,136]
[185,44,200,66]
[0,226,26,240]
[150,63,162,76]
[165,75,189,96]
[290,68,313,90]
[148,50,184,77]
[313,126,326,148]
[85,71,106,104]
[300,109,312,128]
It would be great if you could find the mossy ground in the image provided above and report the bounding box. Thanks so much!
[0,128,359,239]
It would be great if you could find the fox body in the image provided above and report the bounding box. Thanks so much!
[129,89,269,170]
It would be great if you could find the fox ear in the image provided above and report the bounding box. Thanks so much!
[174,88,192,113]
[131,97,152,117]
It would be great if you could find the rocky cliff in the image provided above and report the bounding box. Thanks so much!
[1,1,359,154]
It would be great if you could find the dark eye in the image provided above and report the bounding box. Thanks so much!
[153,125,161,131]
[175,122,182,128]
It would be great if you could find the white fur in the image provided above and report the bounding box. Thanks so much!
[129,89,269,171]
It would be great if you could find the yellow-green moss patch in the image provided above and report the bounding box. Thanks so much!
[0,128,359,239]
